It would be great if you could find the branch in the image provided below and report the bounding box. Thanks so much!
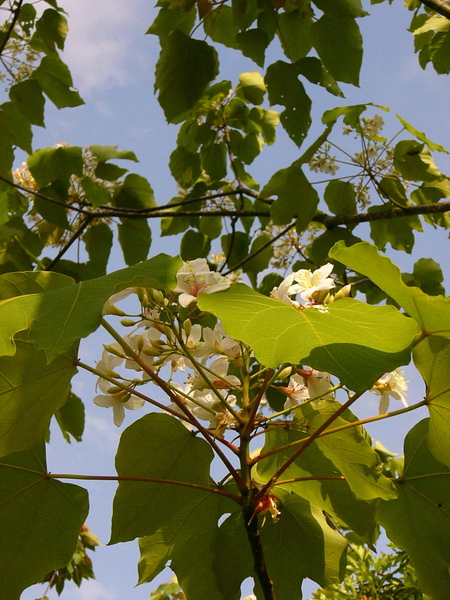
[0,0,24,56]
[243,504,277,600]
[417,0,450,19]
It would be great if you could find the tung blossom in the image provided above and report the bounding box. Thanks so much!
[174,258,230,307]
[271,263,335,309]
[370,370,408,414]
[93,379,145,427]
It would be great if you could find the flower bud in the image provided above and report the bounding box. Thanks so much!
[136,335,144,353]
[142,347,161,357]
[120,318,136,327]
[183,318,192,337]
[102,343,126,358]
[277,366,292,381]
[334,284,352,300]
[152,289,165,304]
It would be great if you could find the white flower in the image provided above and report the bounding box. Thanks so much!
[102,288,136,315]
[199,322,241,362]
[93,379,145,426]
[188,356,240,392]
[303,368,335,400]
[281,374,310,411]
[270,273,300,308]
[174,258,230,307]
[96,349,123,378]
[370,370,408,414]
[289,263,335,303]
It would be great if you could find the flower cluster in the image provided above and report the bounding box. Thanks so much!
[95,259,238,430]
[271,263,336,310]
[308,143,339,175]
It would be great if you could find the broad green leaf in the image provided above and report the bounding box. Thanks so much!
[113,173,156,209]
[54,389,85,443]
[180,229,211,259]
[265,61,312,146]
[9,80,45,127]
[0,253,181,361]
[242,233,274,287]
[0,271,73,300]
[259,489,347,597]
[0,444,88,598]
[369,208,422,253]
[89,145,139,162]
[30,8,68,53]
[80,176,112,207]
[0,337,78,457]
[198,284,418,391]
[414,336,450,467]
[237,71,266,105]
[277,10,312,62]
[322,103,388,128]
[296,57,344,97]
[0,102,32,154]
[324,180,356,216]
[139,491,236,600]
[261,164,319,231]
[33,181,70,229]
[397,115,448,153]
[257,425,379,542]
[201,142,227,181]
[118,219,152,265]
[82,222,113,277]
[378,419,450,600]
[169,147,201,188]
[110,413,217,543]
[221,231,249,270]
[203,5,239,49]
[155,30,219,123]
[429,31,450,74]
[28,145,83,187]
[33,56,84,109]
[408,257,445,296]
[312,0,368,18]
[147,7,196,39]
[95,161,128,181]
[393,139,442,182]
[236,28,269,67]
[330,241,450,336]
[311,16,363,85]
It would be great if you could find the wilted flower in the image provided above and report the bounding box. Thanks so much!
[174,258,230,307]
[370,370,408,414]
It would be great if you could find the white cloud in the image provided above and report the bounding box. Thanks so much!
[67,579,117,600]
[59,0,153,93]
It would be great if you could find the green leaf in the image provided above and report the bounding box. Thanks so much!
[311,16,363,85]
[33,56,84,109]
[0,338,78,457]
[369,208,422,253]
[257,425,379,542]
[113,173,156,209]
[155,30,219,123]
[330,241,450,337]
[33,181,70,229]
[242,233,274,286]
[312,0,368,18]
[0,253,181,361]
[393,139,442,182]
[94,162,128,181]
[54,389,85,442]
[169,147,201,188]
[80,176,112,207]
[261,164,319,230]
[265,61,312,146]
[396,115,448,153]
[324,180,356,216]
[0,102,32,154]
[180,229,211,259]
[378,419,450,600]
[0,271,73,300]
[221,231,249,270]
[89,145,139,162]
[28,146,83,187]
[203,5,239,49]
[82,222,113,277]
[139,491,236,600]
[118,219,152,265]
[429,31,450,74]
[0,444,88,598]
[198,284,418,391]
[296,57,344,97]
[414,336,450,468]
[147,7,196,39]
[408,257,445,296]
[30,8,68,53]
[201,142,227,181]
[277,10,312,62]
[259,489,347,596]
[236,28,269,68]
[237,71,266,105]
[9,80,45,127]
[110,413,218,543]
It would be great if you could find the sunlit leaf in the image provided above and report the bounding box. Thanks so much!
[0,444,88,598]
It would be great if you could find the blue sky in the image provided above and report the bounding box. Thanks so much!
[17,0,450,599]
